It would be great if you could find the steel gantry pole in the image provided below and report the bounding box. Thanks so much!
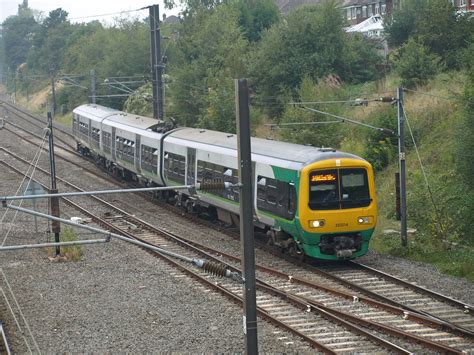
[51,77,56,116]
[47,112,61,256]
[149,4,164,121]
[90,69,97,104]
[397,87,408,247]
[236,78,258,354]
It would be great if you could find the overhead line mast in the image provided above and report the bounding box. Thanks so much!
[149,4,164,121]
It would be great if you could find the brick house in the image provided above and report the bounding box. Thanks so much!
[450,0,474,12]
[342,0,398,25]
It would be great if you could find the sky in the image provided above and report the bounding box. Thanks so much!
[1,0,181,24]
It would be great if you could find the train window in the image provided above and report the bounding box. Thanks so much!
[91,128,100,147]
[197,160,239,201]
[164,152,185,184]
[340,168,370,208]
[78,119,89,141]
[115,136,135,163]
[102,132,111,154]
[309,168,370,210]
[141,145,158,173]
[257,176,296,220]
[309,169,339,210]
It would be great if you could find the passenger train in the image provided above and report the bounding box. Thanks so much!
[72,104,378,260]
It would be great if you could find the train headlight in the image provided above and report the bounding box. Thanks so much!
[310,220,325,228]
[357,216,372,224]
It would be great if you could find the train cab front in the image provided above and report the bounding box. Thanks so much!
[297,158,378,260]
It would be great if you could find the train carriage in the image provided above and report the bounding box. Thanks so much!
[72,104,378,260]
[73,104,116,155]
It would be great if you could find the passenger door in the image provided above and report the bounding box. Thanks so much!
[186,148,196,185]
[111,127,116,161]
[135,134,141,174]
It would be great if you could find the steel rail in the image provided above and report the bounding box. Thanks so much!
[1,125,77,157]
[251,241,474,338]
[352,261,474,313]
[255,283,412,354]
[166,236,466,335]
[2,145,471,350]
[3,115,472,351]
[297,294,463,355]
[3,120,75,150]
[1,165,334,352]
[0,100,74,140]
[304,263,474,337]
[3,123,473,342]
[130,226,472,351]
[2,155,412,353]
[83,212,412,353]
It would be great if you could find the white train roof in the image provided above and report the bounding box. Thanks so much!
[73,104,117,121]
[74,104,162,130]
[73,104,365,166]
[167,128,363,165]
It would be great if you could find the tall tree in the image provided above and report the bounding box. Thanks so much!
[1,7,39,72]
[249,1,379,114]
[385,0,474,68]
[237,0,280,42]
[168,3,248,128]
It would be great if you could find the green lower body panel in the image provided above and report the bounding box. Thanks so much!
[297,228,375,261]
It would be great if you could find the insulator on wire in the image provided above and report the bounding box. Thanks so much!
[201,261,244,283]
[379,96,397,103]
[202,261,228,276]
[198,179,228,191]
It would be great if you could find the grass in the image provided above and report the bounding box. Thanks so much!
[10,69,473,281]
[364,70,474,282]
[47,226,83,261]
[54,112,73,126]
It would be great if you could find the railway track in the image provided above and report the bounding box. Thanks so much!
[0,156,405,353]
[2,151,473,353]
[0,100,75,142]
[2,102,473,352]
[315,261,474,331]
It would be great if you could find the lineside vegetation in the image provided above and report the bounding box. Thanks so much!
[1,0,473,278]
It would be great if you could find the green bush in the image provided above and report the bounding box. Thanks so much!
[395,38,442,88]
[363,106,398,171]
[48,226,82,261]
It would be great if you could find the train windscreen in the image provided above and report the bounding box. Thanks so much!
[309,168,370,210]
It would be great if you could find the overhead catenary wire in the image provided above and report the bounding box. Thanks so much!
[0,286,33,354]
[68,8,145,21]
[1,128,48,247]
[267,120,344,129]
[1,269,41,354]
[289,97,394,105]
[264,106,396,135]
[401,102,447,239]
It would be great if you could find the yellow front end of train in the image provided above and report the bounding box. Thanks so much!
[296,158,378,260]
